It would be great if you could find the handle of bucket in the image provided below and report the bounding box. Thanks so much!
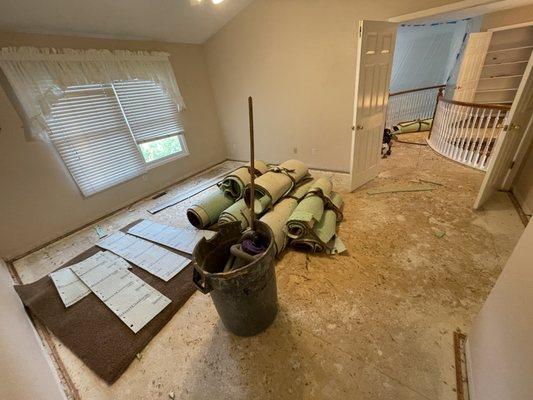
[192,267,212,294]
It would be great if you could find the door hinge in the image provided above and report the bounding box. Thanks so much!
[509,160,515,169]
[359,25,362,37]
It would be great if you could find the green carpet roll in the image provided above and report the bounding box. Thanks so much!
[393,118,433,134]
[290,191,345,254]
[187,189,235,228]
[286,177,332,239]
[218,160,268,200]
[258,180,316,255]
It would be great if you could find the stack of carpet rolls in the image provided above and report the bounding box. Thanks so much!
[186,159,345,256]
[285,177,345,254]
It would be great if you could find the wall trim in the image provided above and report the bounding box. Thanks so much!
[226,158,350,174]
[6,158,227,263]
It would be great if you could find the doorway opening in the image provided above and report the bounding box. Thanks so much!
[349,8,533,215]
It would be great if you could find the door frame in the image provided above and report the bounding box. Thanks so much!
[474,51,533,208]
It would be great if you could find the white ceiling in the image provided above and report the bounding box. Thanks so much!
[0,0,254,44]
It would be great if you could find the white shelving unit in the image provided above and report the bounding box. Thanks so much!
[474,25,533,104]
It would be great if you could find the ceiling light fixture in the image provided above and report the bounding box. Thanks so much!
[212,0,225,4]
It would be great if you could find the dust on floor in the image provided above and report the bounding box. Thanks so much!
[13,135,524,400]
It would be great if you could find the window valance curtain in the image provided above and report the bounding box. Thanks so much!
[0,47,186,141]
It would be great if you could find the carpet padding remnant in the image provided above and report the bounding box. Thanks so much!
[14,220,196,384]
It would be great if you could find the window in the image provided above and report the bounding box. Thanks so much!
[48,80,187,197]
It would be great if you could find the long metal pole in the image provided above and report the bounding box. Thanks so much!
[248,96,256,231]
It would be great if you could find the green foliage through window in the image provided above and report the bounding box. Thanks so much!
[139,135,183,163]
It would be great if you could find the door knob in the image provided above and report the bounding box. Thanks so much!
[356,124,364,130]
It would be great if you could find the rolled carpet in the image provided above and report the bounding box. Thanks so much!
[218,196,271,230]
[187,189,235,228]
[218,160,269,200]
[258,179,316,255]
[290,191,346,254]
[259,198,297,256]
[393,118,433,134]
[244,159,309,214]
[286,177,333,239]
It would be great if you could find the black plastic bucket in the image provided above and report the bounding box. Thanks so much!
[192,221,278,336]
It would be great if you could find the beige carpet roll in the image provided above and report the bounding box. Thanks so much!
[218,196,271,230]
[244,159,309,214]
[259,198,298,255]
[218,160,268,200]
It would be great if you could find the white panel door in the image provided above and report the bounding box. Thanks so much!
[350,20,397,192]
[452,32,492,102]
[474,53,533,209]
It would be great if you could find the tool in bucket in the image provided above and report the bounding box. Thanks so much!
[192,97,279,336]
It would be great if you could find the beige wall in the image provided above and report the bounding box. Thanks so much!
[466,219,533,400]
[0,260,65,399]
[481,4,533,31]
[204,0,459,172]
[0,31,226,260]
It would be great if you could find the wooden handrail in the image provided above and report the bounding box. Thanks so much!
[389,84,445,97]
[439,97,512,110]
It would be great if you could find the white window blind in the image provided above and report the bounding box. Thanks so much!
[113,80,184,144]
[48,84,146,197]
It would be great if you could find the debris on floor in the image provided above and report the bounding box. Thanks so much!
[367,183,437,195]
[95,224,107,238]
[434,230,446,239]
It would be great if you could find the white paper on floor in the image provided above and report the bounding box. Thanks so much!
[127,219,216,254]
[50,267,91,307]
[71,251,171,333]
[97,231,190,281]
[50,251,131,307]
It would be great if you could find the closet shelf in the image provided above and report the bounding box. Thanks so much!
[486,45,533,54]
[476,88,519,93]
[479,74,523,80]
[484,60,529,67]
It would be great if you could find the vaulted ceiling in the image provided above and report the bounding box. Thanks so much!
[0,0,254,44]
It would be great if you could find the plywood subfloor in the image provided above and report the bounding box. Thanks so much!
[14,137,524,400]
